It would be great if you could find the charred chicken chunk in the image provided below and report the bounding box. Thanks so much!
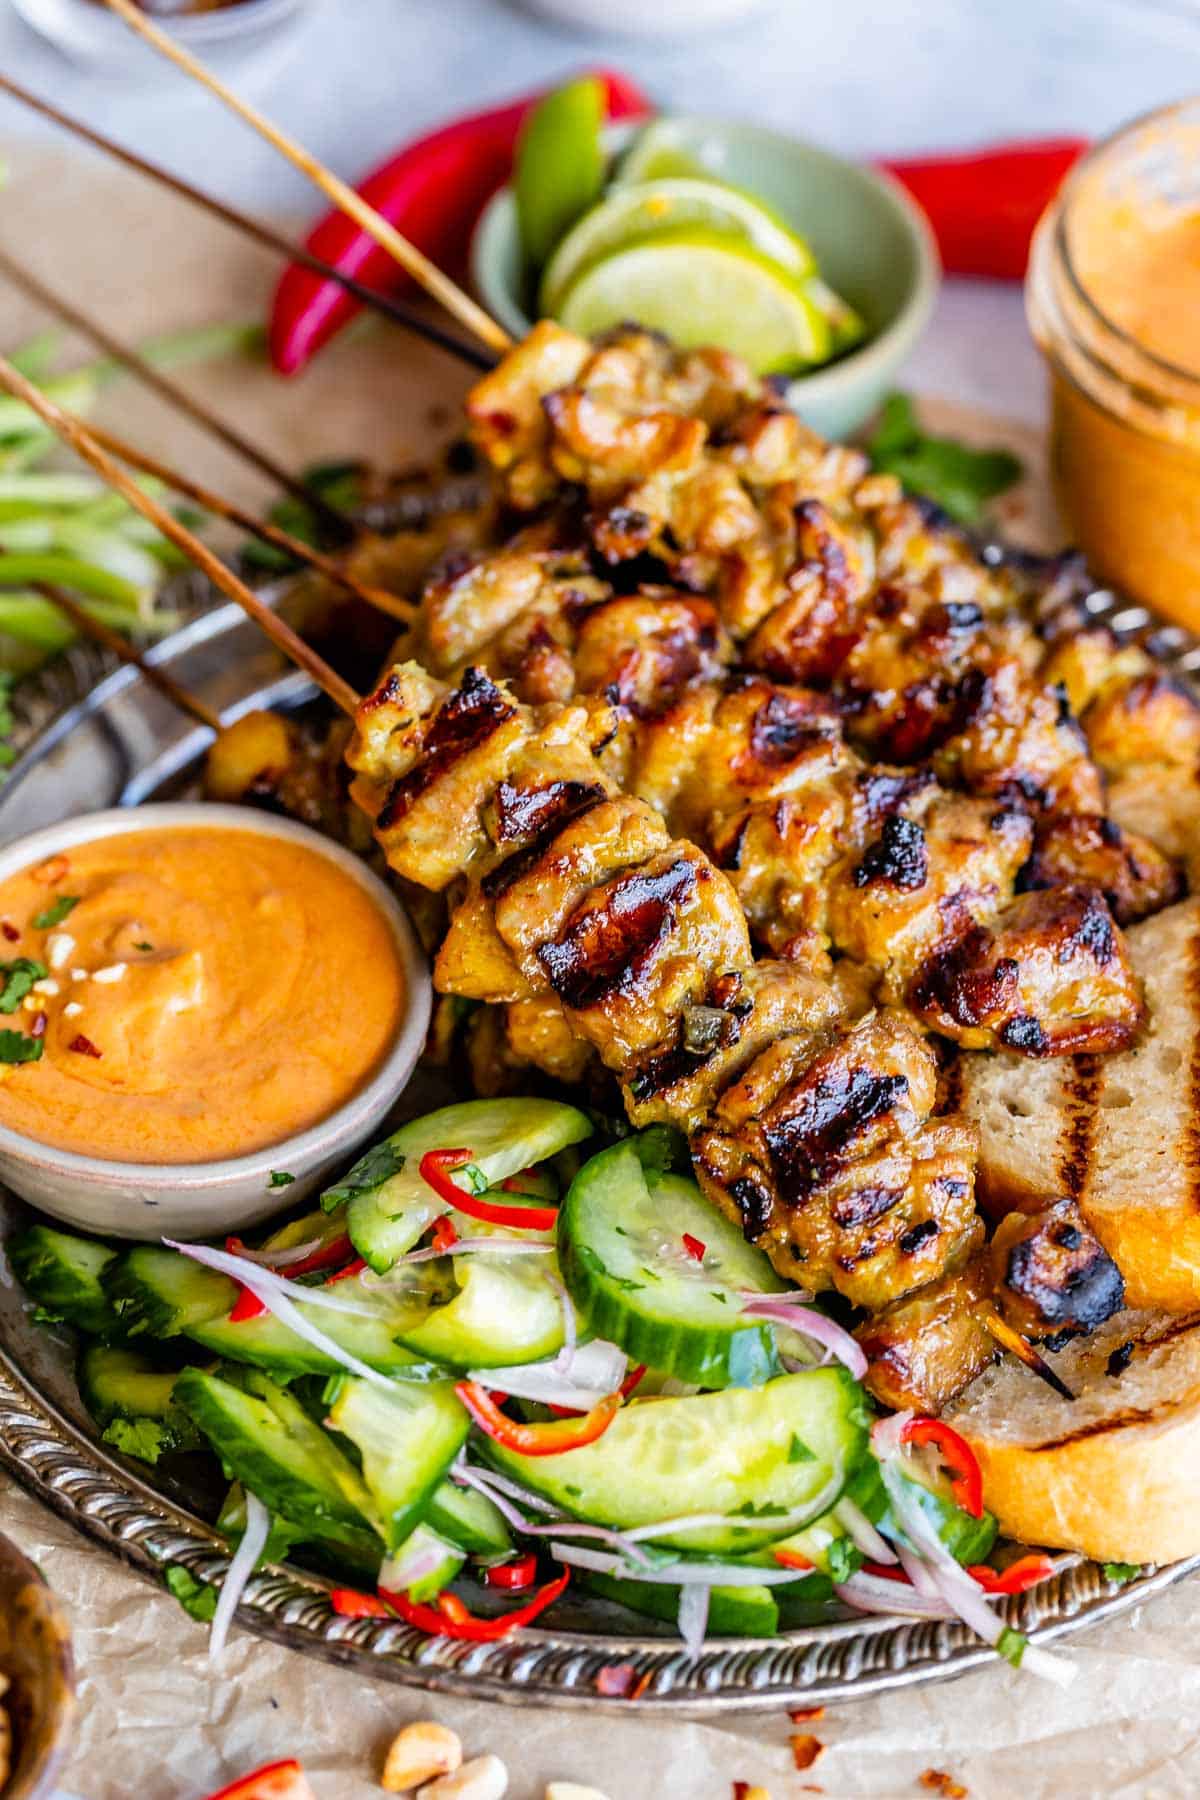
[1021,812,1184,925]
[908,882,1145,1055]
[855,1241,995,1415]
[990,1199,1125,1345]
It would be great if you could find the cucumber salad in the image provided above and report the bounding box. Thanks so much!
[10,1098,1070,1677]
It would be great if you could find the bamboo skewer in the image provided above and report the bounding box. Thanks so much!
[0,355,360,719]
[102,0,514,359]
[76,414,414,625]
[0,247,353,540]
[33,581,224,732]
[980,1305,1075,1402]
[0,73,493,376]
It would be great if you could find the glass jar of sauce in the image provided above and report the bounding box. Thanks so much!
[1026,99,1200,631]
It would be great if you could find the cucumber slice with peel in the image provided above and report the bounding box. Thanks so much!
[79,1343,182,1425]
[483,1369,867,1555]
[326,1375,470,1550]
[382,1523,465,1603]
[581,1569,780,1637]
[334,1098,592,1274]
[425,1479,512,1558]
[395,1250,564,1369]
[558,1143,787,1387]
[106,1247,233,1338]
[176,1368,382,1561]
[10,1225,120,1336]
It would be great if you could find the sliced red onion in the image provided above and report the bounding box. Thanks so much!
[833,1497,898,1565]
[1015,1641,1078,1687]
[164,1240,379,1319]
[232,1238,323,1269]
[549,1276,578,1378]
[740,1298,868,1380]
[895,1540,941,1598]
[549,1544,815,1588]
[209,1490,270,1662]
[470,1340,626,1411]
[677,1582,710,1656]
[165,1240,393,1390]
[834,1573,955,1620]
[450,1461,562,1517]
[738,1287,813,1305]
[450,1463,656,1566]
[870,1410,913,1462]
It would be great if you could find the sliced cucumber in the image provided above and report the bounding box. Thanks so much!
[581,1570,779,1637]
[79,1343,182,1425]
[105,1247,234,1338]
[326,1375,469,1550]
[882,1467,998,1567]
[382,1523,465,1603]
[335,1098,591,1273]
[558,1143,786,1387]
[176,1367,382,1560]
[259,1209,351,1259]
[424,1479,512,1558]
[10,1225,120,1336]
[396,1252,564,1369]
[485,1369,867,1554]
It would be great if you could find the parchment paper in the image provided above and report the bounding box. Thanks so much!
[0,138,1185,1800]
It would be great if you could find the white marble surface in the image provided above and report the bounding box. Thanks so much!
[0,0,1197,425]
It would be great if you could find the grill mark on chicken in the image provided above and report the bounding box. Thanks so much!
[493,777,607,844]
[830,1182,904,1229]
[997,1200,1124,1341]
[747,688,839,768]
[538,857,697,1009]
[482,795,609,899]
[377,667,516,829]
[764,1068,909,1201]
[853,815,929,891]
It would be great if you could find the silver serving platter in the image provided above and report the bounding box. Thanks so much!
[0,583,1195,1713]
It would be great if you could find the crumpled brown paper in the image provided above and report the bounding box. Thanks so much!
[0,133,1190,1800]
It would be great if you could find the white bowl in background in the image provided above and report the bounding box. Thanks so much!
[0,804,430,1241]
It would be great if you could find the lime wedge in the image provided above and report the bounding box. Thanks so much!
[515,77,606,270]
[539,177,816,316]
[808,275,867,354]
[615,120,729,187]
[553,227,833,374]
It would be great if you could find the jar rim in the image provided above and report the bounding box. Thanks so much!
[1051,96,1200,395]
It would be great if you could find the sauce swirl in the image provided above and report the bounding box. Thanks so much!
[0,826,405,1164]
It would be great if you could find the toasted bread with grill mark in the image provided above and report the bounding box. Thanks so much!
[1108,766,1200,890]
[946,1308,1200,1562]
[959,896,1200,1310]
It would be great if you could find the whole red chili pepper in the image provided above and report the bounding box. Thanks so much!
[420,1147,559,1232]
[879,138,1086,280]
[901,1416,984,1519]
[380,1569,570,1641]
[269,71,652,375]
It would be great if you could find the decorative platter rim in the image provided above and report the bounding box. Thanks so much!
[0,580,1196,1712]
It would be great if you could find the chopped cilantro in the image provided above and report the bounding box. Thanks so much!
[0,1030,42,1065]
[102,1417,170,1464]
[709,1290,728,1305]
[33,894,80,930]
[268,1170,296,1189]
[133,940,154,953]
[787,1433,815,1464]
[825,1538,863,1584]
[0,958,45,1014]
[322,1138,405,1208]
[164,1565,218,1623]
[1102,1562,1140,1586]
[866,392,1022,526]
[996,1626,1027,1669]
[629,1124,688,1180]
[731,1500,786,1518]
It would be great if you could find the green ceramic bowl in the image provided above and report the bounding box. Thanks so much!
[471,116,939,442]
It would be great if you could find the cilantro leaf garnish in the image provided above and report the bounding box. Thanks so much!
[33,894,80,930]
[866,392,1022,526]
[268,1170,296,1189]
[164,1565,218,1623]
[322,1138,405,1208]
[0,673,16,770]
[133,940,154,953]
[102,1417,171,1465]
[1102,1562,1140,1586]
[0,958,46,1015]
[825,1538,863,1584]
[0,1030,42,1065]
[787,1433,815,1463]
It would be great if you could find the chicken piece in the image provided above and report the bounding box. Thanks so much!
[417,546,609,676]
[827,794,1034,1002]
[989,1200,1125,1346]
[1082,670,1200,774]
[908,883,1145,1055]
[855,1238,996,1414]
[1021,812,1184,925]
[575,592,733,713]
[694,1010,979,1309]
[1038,624,1150,720]
[503,993,596,1087]
[743,498,875,683]
[465,320,591,509]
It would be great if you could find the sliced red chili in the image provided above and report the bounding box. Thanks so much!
[456,1379,620,1456]
[280,1233,354,1277]
[431,1215,459,1254]
[681,1233,706,1263]
[501,1167,540,1193]
[229,1286,268,1323]
[966,1554,1054,1595]
[901,1417,984,1519]
[773,1547,816,1572]
[329,1587,390,1618]
[380,1569,569,1641]
[484,1553,538,1592]
[861,1560,912,1583]
[420,1148,558,1232]
[325,1257,368,1286]
[201,1758,314,1800]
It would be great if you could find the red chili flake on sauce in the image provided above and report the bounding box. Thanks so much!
[0,921,19,943]
[32,855,69,887]
[682,1233,706,1263]
[68,1034,102,1059]
[791,1734,825,1771]
[29,1013,46,1040]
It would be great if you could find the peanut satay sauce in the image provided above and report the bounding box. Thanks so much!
[0,828,405,1164]
[1071,200,1200,376]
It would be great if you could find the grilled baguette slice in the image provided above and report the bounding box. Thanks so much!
[945,1308,1200,1562]
[960,896,1200,1310]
